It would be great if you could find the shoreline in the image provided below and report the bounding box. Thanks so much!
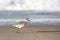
[0,26,60,40]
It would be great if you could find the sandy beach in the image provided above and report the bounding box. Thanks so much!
[0,26,60,40]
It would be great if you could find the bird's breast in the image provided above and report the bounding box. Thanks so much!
[15,24,24,28]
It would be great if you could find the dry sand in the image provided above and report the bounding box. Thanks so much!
[0,26,60,40]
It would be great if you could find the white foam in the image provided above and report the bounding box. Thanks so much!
[0,0,60,11]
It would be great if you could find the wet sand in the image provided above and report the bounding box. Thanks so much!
[0,26,60,40]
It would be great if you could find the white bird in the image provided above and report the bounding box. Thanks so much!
[10,17,30,33]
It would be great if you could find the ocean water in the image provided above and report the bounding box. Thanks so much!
[0,11,60,26]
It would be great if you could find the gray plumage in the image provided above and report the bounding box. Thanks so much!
[10,17,30,33]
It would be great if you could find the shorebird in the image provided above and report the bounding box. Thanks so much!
[10,17,30,33]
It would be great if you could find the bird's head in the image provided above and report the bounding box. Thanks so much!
[24,17,30,22]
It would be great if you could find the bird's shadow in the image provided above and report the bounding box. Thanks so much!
[16,31,60,34]
[16,31,36,34]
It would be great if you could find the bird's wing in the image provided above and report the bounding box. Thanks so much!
[17,21,25,24]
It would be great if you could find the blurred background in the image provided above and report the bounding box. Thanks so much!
[0,11,60,26]
[0,0,60,11]
[0,0,60,26]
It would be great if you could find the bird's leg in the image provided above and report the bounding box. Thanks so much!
[16,28,20,33]
[20,30,23,32]
[20,29,24,34]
